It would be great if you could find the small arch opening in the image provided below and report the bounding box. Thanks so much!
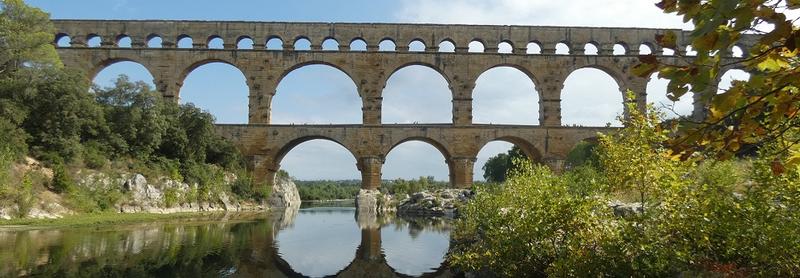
[639,44,653,55]
[684,45,697,56]
[468,40,485,53]
[350,38,367,51]
[267,37,284,50]
[379,39,396,52]
[177,35,193,49]
[294,37,311,51]
[555,42,570,55]
[408,40,426,52]
[731,45,744,58]
[498,41,513,54]
[438,40,455,53]
[322,38,339,51]
[147,34,162,48]
[583,42,599,55]
[612,43,627,55]
[208,36,224,49]
[56,34,71,47]
[526,42,541,54]
[86,34,102,47]
[662,48,675,55]
[116,35,132,48]
[237,37,254,49]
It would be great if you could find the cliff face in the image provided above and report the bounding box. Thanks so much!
[267,174,301,210]
[0,158,268,220]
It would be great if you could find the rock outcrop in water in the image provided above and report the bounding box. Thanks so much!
[396,189,474,217]
[267,174,301,209]
[355,189,395,214]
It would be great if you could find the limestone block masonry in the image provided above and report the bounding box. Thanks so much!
[52,20,755,189]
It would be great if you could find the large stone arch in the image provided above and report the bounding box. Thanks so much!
[382,136,455,185]
[380,62,454,98]
[178,58,248,91]
[271,135,360,168]
[470,64,542,125]
[88,57,157,83]
[276,61,359,94]
[472,135,543,163]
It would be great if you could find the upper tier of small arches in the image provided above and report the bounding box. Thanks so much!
[52,20,756,57]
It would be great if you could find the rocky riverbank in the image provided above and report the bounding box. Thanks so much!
[0,158,293,220]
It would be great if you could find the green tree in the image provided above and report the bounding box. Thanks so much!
[482,145,528,183]
[598,95,690,208]
[636,0,800,166]
[0,0,61,74]
[94,75,167,159]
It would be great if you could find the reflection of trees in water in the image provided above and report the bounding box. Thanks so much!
[1,210,454,277]
[0,214,274,277]
[388,215,453,239]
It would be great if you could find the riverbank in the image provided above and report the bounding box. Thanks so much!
[0,211,267,230]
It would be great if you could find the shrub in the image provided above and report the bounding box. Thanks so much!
[163,187,178,207]
[82,142,108,169]
[15,173,34,217]
[450,162,615,277]
[50,161,74,193]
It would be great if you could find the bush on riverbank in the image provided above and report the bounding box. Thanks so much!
[450,103,800,276]
[0,1,263,217]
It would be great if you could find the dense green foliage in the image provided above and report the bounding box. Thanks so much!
[564,140,599,168]
[450,102,800,276]
[295,176,449,200]
[481,146,529,183]
[0,0,261,214]
[380,176,447,196]
[636,0,800,166]
[296,180,361,200]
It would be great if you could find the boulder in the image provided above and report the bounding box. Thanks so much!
[397,189,473,217]
[607,200,644,217]
[268,174,301,209]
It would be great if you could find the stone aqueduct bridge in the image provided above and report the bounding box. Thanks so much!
[52,20,755,189]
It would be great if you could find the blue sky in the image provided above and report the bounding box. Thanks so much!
[30,0,750,181]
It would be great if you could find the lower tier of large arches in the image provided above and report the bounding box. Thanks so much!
[216,124,614,189]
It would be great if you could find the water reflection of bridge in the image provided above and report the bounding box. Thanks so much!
[260,207,454,278]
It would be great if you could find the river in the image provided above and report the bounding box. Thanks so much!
[0,204,454,277]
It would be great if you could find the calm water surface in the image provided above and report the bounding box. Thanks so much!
[0,205,453,277]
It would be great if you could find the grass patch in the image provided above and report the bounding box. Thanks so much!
[0,212,231,229]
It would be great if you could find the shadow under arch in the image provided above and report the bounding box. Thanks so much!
[89,58,157,83]
[272,135,359,168]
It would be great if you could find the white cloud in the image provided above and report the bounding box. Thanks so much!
[394,0,689,28]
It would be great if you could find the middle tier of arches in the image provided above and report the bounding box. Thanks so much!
[61,48,724,127]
